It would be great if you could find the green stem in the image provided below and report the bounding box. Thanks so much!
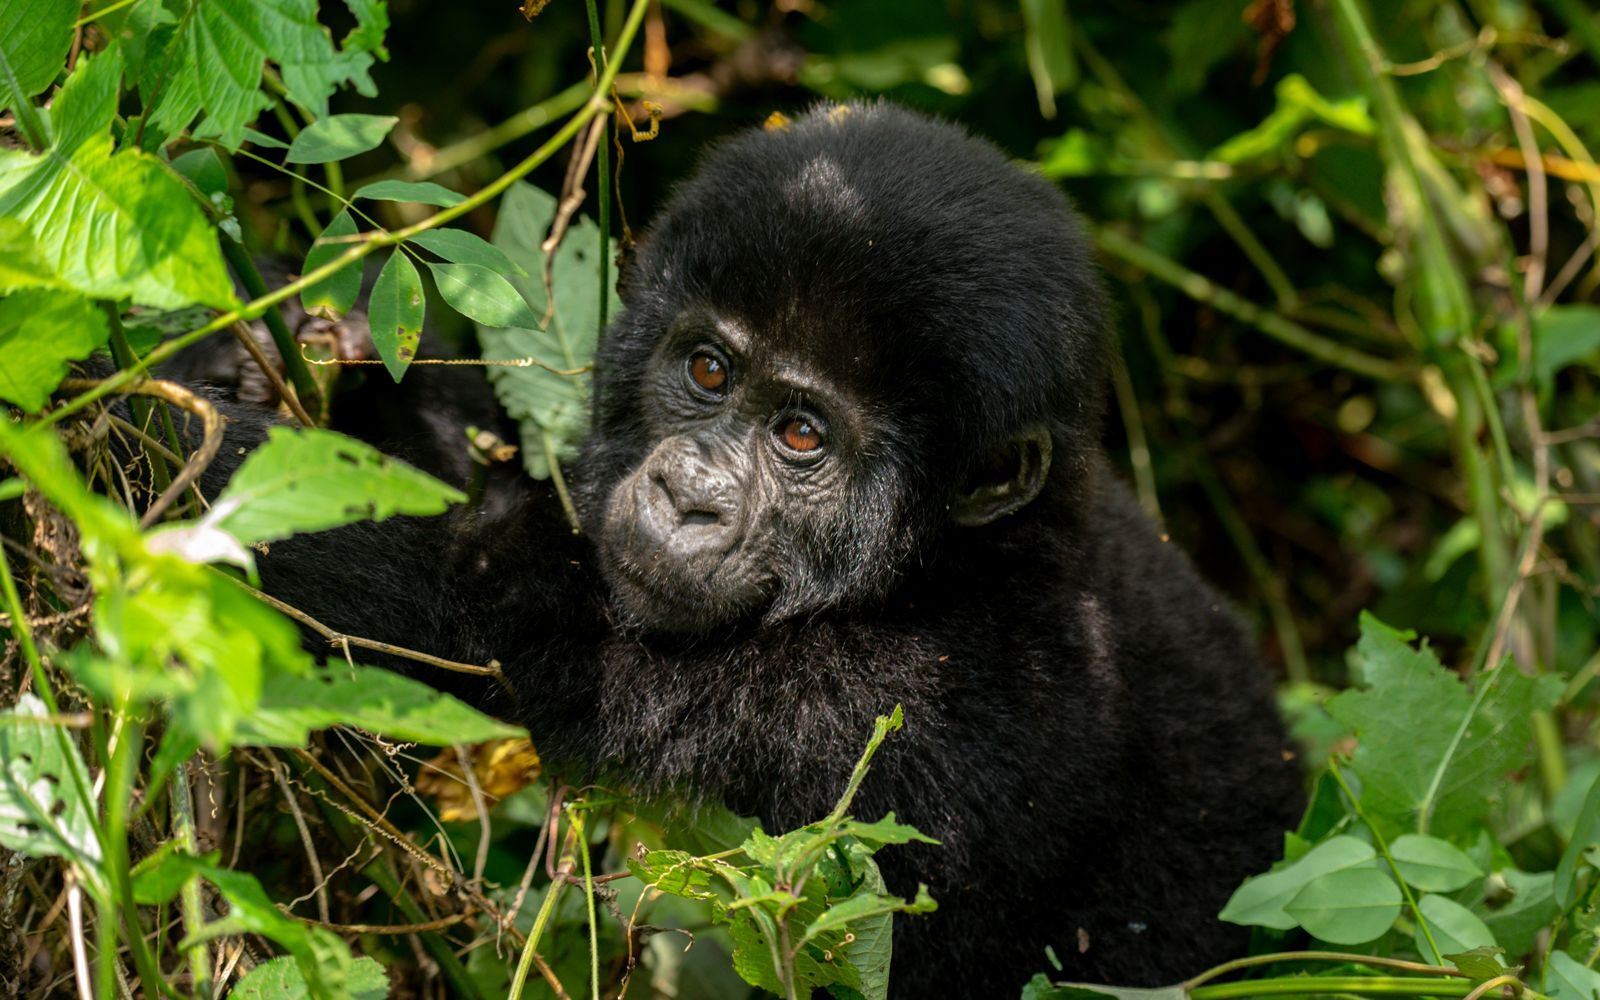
[510,840,570,998]
[1096,226,1412,382]
[219,237,324,419]
[1191,976,1478,1000]
[7,91,49,150]
[44,0,653,431]
[1184,951,1466,989]
[171,761,212,999]
[103,711,164,999]
[569,805,601,1000]
[586,0,612,339]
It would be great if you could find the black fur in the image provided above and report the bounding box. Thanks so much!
[213,104,1301,995]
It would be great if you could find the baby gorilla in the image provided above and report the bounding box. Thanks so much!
[248,103,1303,995]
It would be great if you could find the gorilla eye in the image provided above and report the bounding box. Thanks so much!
[777,415,824,455]
[687,350,729,396]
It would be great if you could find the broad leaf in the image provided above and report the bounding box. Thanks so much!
[0,218,66,293]
[300,210,363,319]
[409,227,524,274]
[369,251,425,380]
[0,0,75,113]
[147,0,387,148]
[1327,613,1561,835]
[0,49,234,308]
[354,179,465,206]
[1220,834,1377,930]
[1547,951,1600,1000]
[429,260,541,328]
[233,956,390,999]
[0,289,109,411]
[478,181,617,478]
[0,695,101,869]
[286,112,398,164]
[1413,894,1495,963]
[1476,869,1558,957]
[1390,834,1482,892]
[239,666,522,745]
[209,426,464,545]
[1284,867,1402,944]
[1556,770,1600,908]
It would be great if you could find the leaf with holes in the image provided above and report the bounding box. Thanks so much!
[208,426,464,546]
[0,695,101,870]
[369,251,425,380]
[477,181,618,478]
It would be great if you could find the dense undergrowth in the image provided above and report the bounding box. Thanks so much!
[0,0,1597,998]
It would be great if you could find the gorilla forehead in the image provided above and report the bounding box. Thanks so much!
[624,103,1111,435]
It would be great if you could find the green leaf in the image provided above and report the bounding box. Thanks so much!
[286,112,398,164]
[0,49,235,309]
[300,210,362,319]
[209,426,465,545]
[0,0,76,110]
[239,666,522,745]
[479,181,615,478]
[1547,951,1600,1000]
[0,218,66,293]
[0,695,101,869]
[1284,867,1403,945]
[802,883,936,942]
[835,813,940,849]
[1326,613,1562,835]
[169,148,230,199]
[1476,869,1558,956]
[409,227,524,275]
[233,956,390,999]
[1530,306,1600,388]
[353,179,465,207]
[429,260,541,329]
[1556,769,1600,908]
[1020,0,1075,118]
[1211,75,1375,165]
[0,289,109,411]
[1390,834,1483,892]
[1413,894,1495,963]
[369,251,425,380]
[1446,947,1513,983]
[1220,835,1377,930]
[147,0,385,148]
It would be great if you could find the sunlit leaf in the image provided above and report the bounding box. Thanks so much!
[0,0,75,113]
[0,289,108,411]
[429,260,541,328]
[353,179,465,206]
[409,227,524,275]
[300,210,362,319]
[286,112,398,164]
[368,250,425,380]
[0,695,101,870]
[233,956,390,1000]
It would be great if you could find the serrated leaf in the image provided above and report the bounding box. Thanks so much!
[0,0,76,111]
[369,251,424,380]
[209,426,464,545]
[0,49,235,309]
[835,813,940,849]
[1414,894,1495,962]
[1327,613,1562,835]
[238,666,521,745]
[1220,835,1378,930]
[429,260,541,328]
[1548,951,1600,1000]
[0,695,101,869]
[233,956,390,999]
[0,289,109,411]
[1391,834,1483,892]
[409,227,524,274]
[803,883,936,942]
[478,181,615,478]
[354,179,465,206]
[1284,867,1403,944]
[300,210,362,319]
[286,112,397,164]
[148,0,385,149]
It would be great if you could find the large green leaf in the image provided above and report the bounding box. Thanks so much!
[239,666,522,745]
[0,0,75,113]
[232,956,390,1000]
[1547,951,1600,1000]
[369,251,425,380]
[1284,867,1403,945]
[478,181,618,478]
[1220,834,1377,930]
[0,49,234,309]
[1555,770,1600,908]
[408,227,522,274]
[1413,894,1495,963]
[0,289,109,411]
[0,218,66,294]
[208,426,465,545]
[147,0,388,148]
[0,695,101,869]
[1326,613,1561,835]
[430,260,541,328]
[1390,834,1482,892]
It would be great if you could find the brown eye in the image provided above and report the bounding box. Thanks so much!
[779,416,823,453]
[688,351,728,394]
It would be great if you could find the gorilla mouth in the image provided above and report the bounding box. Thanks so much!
[598,538,774,633]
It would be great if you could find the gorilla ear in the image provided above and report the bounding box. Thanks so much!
[951,425,1053,527]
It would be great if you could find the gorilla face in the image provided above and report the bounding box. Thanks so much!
[579,103,1112,635]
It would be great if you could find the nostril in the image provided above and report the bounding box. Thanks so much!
[682,509,720,527]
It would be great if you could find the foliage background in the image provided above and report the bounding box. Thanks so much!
[1,0,1598,998]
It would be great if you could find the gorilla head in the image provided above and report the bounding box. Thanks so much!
[576,103,1112,632]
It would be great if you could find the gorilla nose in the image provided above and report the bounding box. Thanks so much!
[649,471,727,528]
